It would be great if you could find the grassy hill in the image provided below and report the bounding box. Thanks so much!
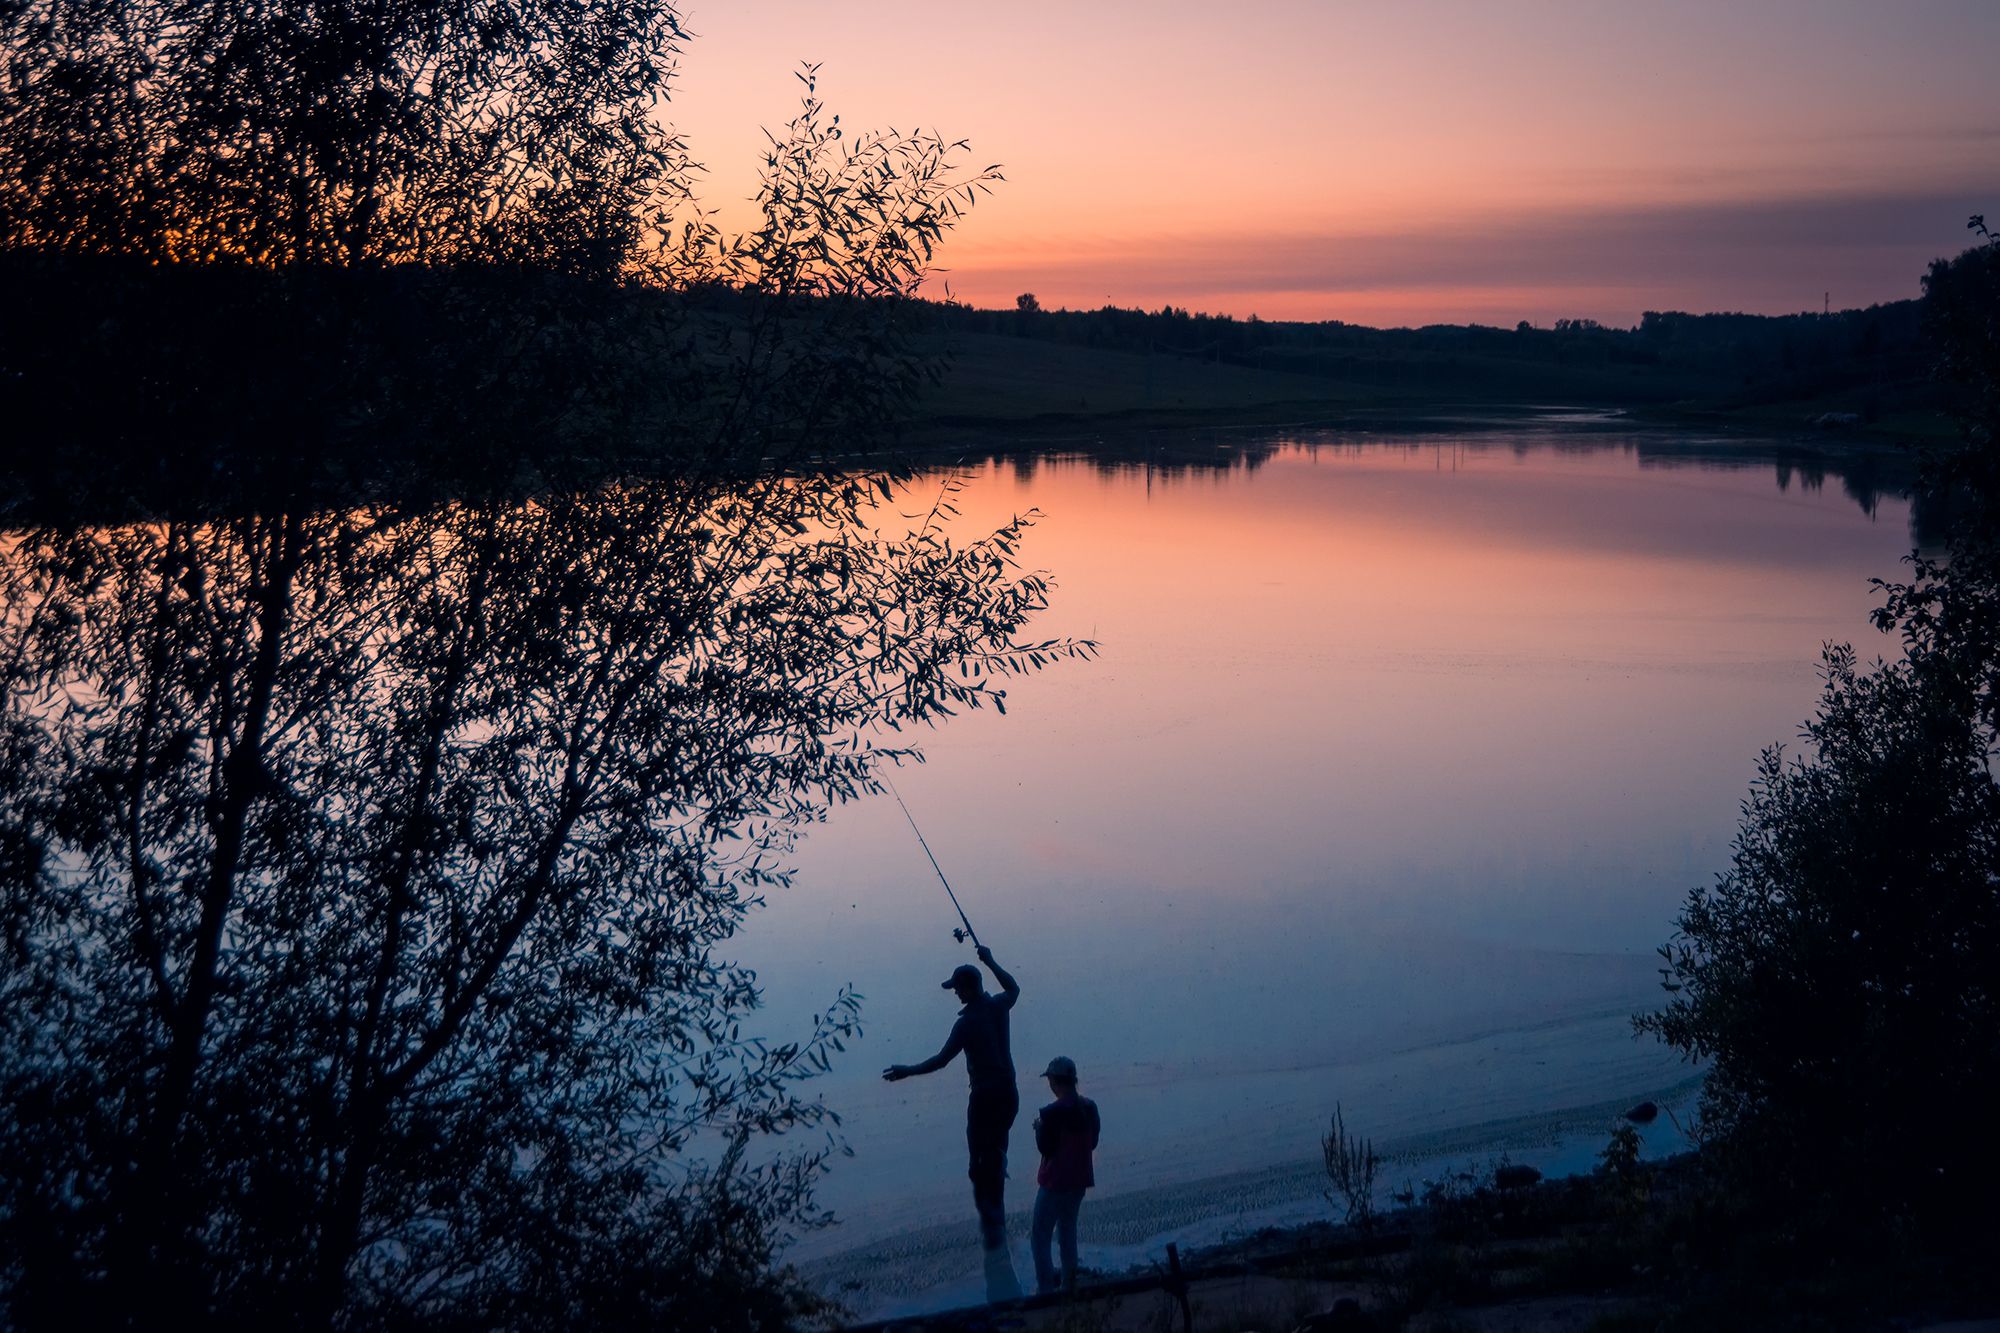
[909,299,1956,442]
[915,331,1380,423]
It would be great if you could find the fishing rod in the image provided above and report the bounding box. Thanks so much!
[885,777,981,949]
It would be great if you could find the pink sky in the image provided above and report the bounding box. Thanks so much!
[666,0,1999,327]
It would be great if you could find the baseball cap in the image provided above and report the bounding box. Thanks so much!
[1042,1055,1078,1081]
[942,964,982,990]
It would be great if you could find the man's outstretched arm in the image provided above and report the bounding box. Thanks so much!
[883,1026,963,1081]
[977,945,1020,1010]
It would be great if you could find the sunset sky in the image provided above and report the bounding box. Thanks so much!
[669,0,2000,327]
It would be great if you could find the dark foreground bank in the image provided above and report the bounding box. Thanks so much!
[840,1148,2000,1333]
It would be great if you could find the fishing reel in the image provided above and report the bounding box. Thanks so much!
[952,927,972,944]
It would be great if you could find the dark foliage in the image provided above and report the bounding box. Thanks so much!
[1923,218,2000,448]
[0,3,1063,1329]
[918,289,1933,411]
[1639,220,2000,1221]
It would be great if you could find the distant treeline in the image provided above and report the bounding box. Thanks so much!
[0,251,942,520]
[928,295,1940,415]
[0,249,1958,523]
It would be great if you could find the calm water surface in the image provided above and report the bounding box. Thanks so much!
[738,428,1915,1265]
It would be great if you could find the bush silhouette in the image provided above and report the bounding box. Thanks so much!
[0,4,1073,1329]
[1639,222,2000,1221]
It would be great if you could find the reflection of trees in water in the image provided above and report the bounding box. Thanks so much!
[947,428,1917,525]
[0,472,1083,1323]
[2,0,1074,1321]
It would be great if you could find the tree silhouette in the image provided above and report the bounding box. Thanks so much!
[0,4,1069,1328]
[1639,221,2000,1220]
[1,472,1079,1328]
[0,0,695,271]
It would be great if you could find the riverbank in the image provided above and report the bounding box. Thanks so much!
[902,324,1953,456]
[862,404,1926,498]
[832,1143,2000,1332]
[799,1077,1703,1322]
[853,344,1938,516]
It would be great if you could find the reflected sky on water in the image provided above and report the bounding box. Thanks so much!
[737,430,1917,1247]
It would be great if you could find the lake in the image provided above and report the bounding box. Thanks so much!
[731,423,1918,1312]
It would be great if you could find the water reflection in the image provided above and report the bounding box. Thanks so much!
[741,429,1920,1281]
[0,423,1929,1315]
[0,472,1079,1320]
[954,423,1917,528]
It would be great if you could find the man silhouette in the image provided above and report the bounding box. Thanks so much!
[883,945,1022,1289]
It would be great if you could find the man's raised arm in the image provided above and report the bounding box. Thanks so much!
[977,945,1020,1010]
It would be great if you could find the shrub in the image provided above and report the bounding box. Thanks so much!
[1321,1104,1381,1228]
[1639,223,2000,1221]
